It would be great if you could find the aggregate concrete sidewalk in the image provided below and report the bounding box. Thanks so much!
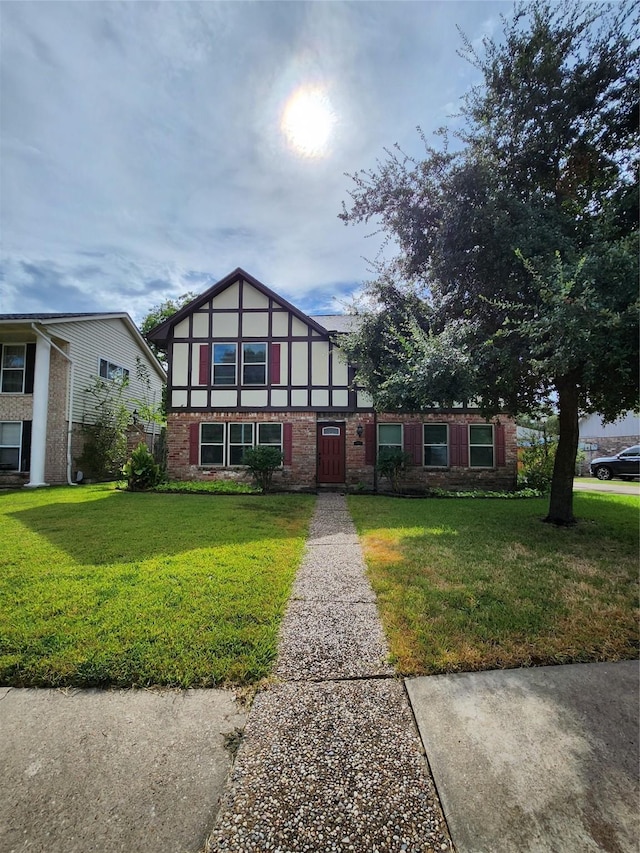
[205,493,453,852]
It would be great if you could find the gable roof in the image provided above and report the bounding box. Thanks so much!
[145,268,332,345]
[0,312,166,380]
[309,314,359,334]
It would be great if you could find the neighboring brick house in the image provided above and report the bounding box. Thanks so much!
[577,411,640,476]
[0,313,166,487]
[146,268,517,492]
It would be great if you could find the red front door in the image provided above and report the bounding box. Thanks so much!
[317,423,345,483]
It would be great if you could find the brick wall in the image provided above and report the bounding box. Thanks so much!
[167,410,518,492]
[44,346,70,484]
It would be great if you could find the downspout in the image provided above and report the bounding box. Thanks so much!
[31,324,77,486]
[373,409,378,493]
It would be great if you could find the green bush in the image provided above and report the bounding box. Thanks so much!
[122,443,162,491]
[377,448,413,493]
[242,446,284,493]
[519,437,557,493]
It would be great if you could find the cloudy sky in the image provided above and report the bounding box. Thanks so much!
[0,0,511,325]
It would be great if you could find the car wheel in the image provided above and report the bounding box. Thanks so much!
[594,466,613,481]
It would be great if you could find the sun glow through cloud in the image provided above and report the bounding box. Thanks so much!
[281,85,336,158]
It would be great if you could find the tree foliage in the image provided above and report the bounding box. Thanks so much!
[140,292,197,366]
[340,0,639,524]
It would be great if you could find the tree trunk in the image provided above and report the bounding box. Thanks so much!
[545,375,580,525]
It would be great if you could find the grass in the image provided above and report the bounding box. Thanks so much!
[348,492,639,675]
[0,484,314,688]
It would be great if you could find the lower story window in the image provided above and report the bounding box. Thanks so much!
[424,424,448,466]
[377,423,402,458]
[200,422,283,466]
[469,424,494,467]
[201,423,225,465]
[0,421,21,471]
[229,423,254,464]
[258,423,282,453]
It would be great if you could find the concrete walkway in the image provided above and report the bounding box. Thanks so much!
[408,661,639,853]
[0,686,247,853]
[205,492,453,852]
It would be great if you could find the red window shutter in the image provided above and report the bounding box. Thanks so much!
[198,345,210,385]
[189,423,200,465]
[459,424,469,467]
[449,423,460,467]
[365,423,376,465]
[450,424,469,467]
[404,422,422,466]
[283,423,293,465]
[270,343,281,385]
[496,423,506,466]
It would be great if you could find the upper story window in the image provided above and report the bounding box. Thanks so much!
[242,343,267,385]
[424,424,448,467]
[99,358,129,382]
[469,424,494,467]
[213,343,237,385]
[1,345,26,393]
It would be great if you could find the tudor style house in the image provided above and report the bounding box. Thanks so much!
[0,313,165,487]
[146,268,517,491]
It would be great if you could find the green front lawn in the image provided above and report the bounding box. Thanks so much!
[348,493,639,675]
[0,485,314,688]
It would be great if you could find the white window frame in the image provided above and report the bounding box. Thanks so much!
[98,357,130,382]
[0,421,22,471]
[1,344,26,394]
[200,422,226,466]
[469,424,495,468]
[242,342,267,386]
[377,423,403,457]
[423,423,449,468]
[199,421,284,468]
[213,343,237,386]
[228,422,254,465]
[257,422,283,465]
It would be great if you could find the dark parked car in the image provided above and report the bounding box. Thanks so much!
[590,445,640,481]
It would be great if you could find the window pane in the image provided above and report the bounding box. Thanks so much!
[1,371,24,393]
[201,423,224,443]
[229,444,251,465]
[424,424,447,445]
[470,446,494,467]
[201,445,223,464]
[425,446,448,466]
[3,346,25,368]
[243,344,266,364]
[378,424,402,445]
[99,359,108,378]
[0,447,19,469]
[0,422,21,444]
[470,425,493,445]
[214,343,237,364]
[259,424,282,444]
[213,365,235,385]
[243,364,266,384]
[230,423,253,444]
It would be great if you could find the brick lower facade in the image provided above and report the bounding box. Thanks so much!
[167,410,518,492]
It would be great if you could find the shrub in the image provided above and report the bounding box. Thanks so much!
[377,448,413,493]
[519,436,557,493]
[77,378,130,480]
[122,442,162,491]
[242,446,284,493]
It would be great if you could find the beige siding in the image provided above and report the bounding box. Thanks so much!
[311,341,329,385]
[212,281,239,309]
[242,312,268,337]
[291,342,308,384]
[43,318,164,428]
[192,312,209,338]
[272,312,289,336]
[243,284,269,308]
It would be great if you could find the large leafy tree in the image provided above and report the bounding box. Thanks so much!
[140,292,197,366]
[340,0,638,524]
